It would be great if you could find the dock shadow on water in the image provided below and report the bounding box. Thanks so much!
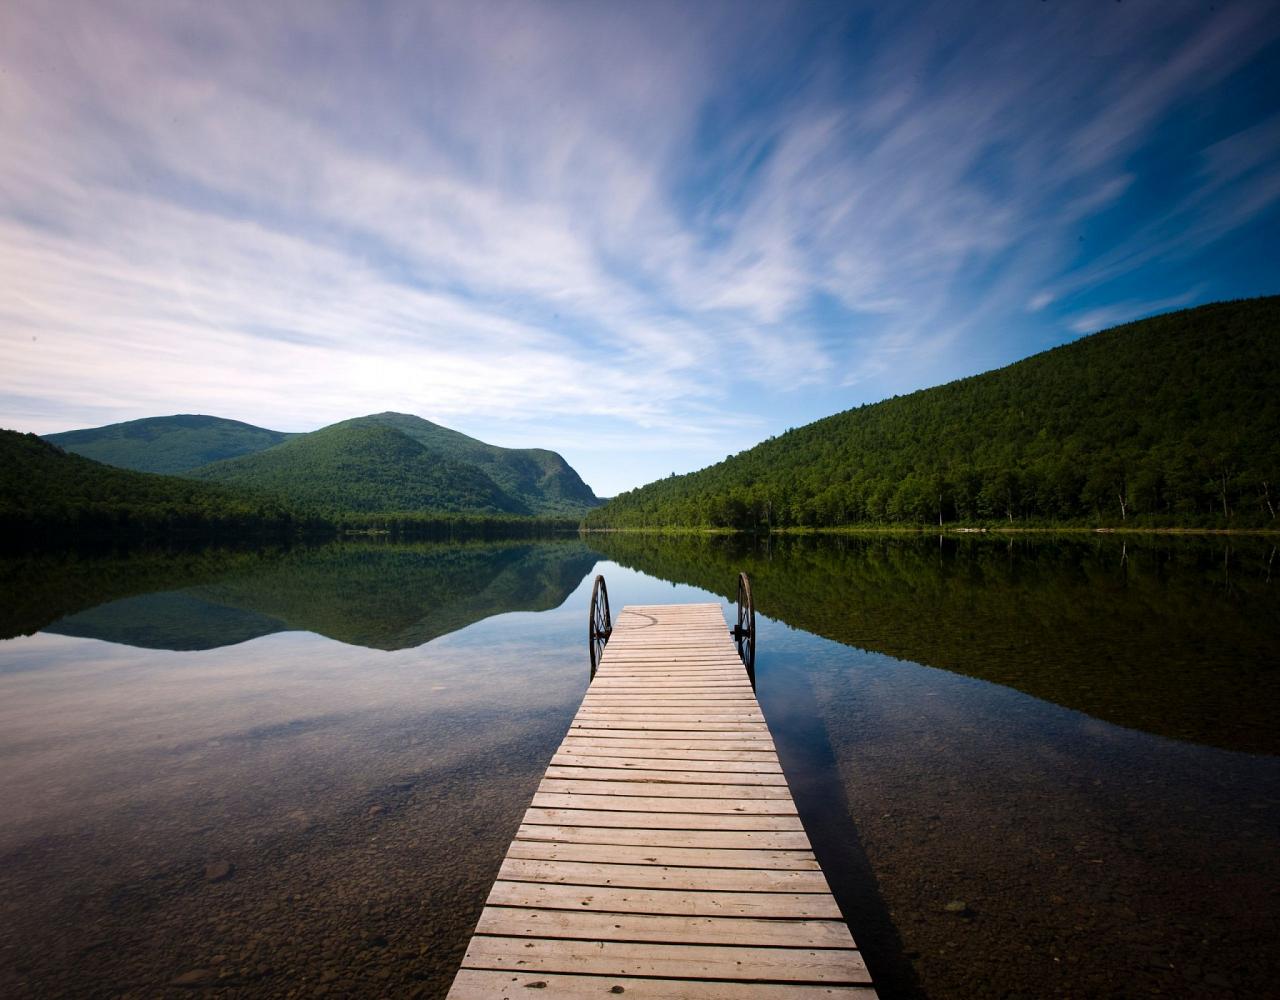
[1,533,1277,998]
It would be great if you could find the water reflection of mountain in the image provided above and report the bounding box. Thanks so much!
[9,541,600,651]
[592,532,1280,756]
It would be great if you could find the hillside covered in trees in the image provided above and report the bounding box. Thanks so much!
[342,412,599,513]
[187,421,529,516]
[0,430,303,541]
[45,411,599,518]
[586,298,1280,529]
[0,430,583,544]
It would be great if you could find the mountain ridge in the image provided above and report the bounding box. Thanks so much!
[41,411,600,517]
[45,414,296,474]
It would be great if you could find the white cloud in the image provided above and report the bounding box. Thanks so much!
[1,0,1277,495]
[1066,290,1203,336]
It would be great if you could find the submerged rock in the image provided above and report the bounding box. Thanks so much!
[172,968,215,987]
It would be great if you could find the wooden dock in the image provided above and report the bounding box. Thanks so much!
[446,600,876,998]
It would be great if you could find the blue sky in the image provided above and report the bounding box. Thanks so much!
[2,1,1278,496]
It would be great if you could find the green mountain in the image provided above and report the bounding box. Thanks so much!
[586,297,1280,529]
[0,430,298,539]
[44,414,294,473]
[347,412,599,513]
[43,411,600,518]
[187,415,598,517]
[187,421,526,515]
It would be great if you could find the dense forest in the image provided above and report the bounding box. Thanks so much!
[586,298,1280,529]
[338,412,599,513]
[188,415,598,517]
[0,430,306,541]
[0,431,580,545]
[188,421,530,515]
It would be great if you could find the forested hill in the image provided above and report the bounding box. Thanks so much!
[338,413,599,513]
[44,411,600,517]
[586,297,1280,529]
[0,430,586,543]
[45,415,295,473]
[0,430,300,538]
[186,416,599,517]
[186,422,530,516]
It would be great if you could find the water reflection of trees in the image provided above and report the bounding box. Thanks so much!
[4,541,599,651]
[591,533,1279,755]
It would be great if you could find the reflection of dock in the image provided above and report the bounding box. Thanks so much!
[447,601,876,997]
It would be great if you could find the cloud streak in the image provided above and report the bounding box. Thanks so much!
[1,0,1277,494]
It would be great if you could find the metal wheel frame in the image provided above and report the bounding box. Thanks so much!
[588,574,612,678]
[733,571,756,683]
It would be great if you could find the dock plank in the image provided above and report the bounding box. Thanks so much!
[485,880,843,918]
[462,937,869,983]
[505,841,819,870]
[449,971,876,999]
[544,764,788,784]
[473,907,853,948]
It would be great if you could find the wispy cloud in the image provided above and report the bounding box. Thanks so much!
[1067,290,1204,337]
[1,0,1277,494]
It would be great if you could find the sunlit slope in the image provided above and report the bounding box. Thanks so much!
[189,415,598,517]
[187,422,528,516]
[45,414,295,474]
[586,297,1280,527]
[348,412,600,514]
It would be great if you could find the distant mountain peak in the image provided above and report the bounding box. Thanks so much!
[43,410,600,517]
[45,415,295,474]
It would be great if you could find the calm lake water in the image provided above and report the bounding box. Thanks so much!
[1,534,1277,999]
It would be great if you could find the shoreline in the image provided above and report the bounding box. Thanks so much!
[578,525,1280,537]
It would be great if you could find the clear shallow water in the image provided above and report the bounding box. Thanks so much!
[0,536,1276,998]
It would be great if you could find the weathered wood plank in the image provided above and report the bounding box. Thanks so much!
[573,713,766,724]
[587,680,754,689]
[448,970,876,999]
[462,937,869,983]
[537,778,791,800]
[550,753,782,773]
[515,824,813,850]
[473,907,853,949]
[506,841,819,870]
[497,857,829,893]
[545,764,787,784]
[555,741,778,761]
[579,699,762,708]
[531,792,796,814]
[521,807,806,831]
[559,735,777,751]
[569,721,770,733]
[484,880,841,918]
